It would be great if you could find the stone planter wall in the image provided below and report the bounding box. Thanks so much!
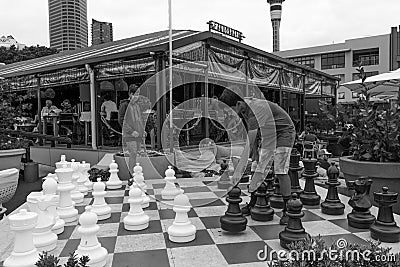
[339,156,400,214]
[0,149,25,171]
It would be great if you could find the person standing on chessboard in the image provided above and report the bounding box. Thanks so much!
[218,87,296,225]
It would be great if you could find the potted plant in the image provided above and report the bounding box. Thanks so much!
[339,67,400,213]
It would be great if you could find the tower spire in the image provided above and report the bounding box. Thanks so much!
[267,0,285,52]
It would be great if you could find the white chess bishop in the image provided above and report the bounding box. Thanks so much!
[75,206,108,267]
[55,155,70,169]
[55,164,78,223]
[168,194,196,243]
[77,161,89,195]
[106,160,122,190]
[123,187,150,231]
[133,171,150,208]
[161,166,183,200]
[90,179,112,220]
[3,209,40,267]
[42,177,65,235]
[70,159,84,204]
[26,194,58,252]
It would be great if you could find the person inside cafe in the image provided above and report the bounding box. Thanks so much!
[101,94,118,121]
[61,99,73,113]
[41,100,60,135]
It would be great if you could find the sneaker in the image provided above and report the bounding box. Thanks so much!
[241,203,252,216]
[279,212,289,225]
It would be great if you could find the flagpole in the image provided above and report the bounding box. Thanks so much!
[168,0,173,153]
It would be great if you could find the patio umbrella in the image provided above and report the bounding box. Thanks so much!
[341,68,400,98]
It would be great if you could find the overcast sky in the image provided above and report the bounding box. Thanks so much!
[1,0,399,51]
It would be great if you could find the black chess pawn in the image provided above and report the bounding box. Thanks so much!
[370,187,400,242]
[321,162,345,215]
[279,193,310,249]
[270,176,284,209]
[347,177,376,229]
[250,182,274,221]
[299,157,321,206]
[289,148,303,195]
[265,170,275,195]
[220,186,247,232]
[218,161,232,190]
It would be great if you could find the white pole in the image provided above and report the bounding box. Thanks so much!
[168,0,173,153]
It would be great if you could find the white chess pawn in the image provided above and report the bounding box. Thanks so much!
[106,160,122,190]
[77,161,89,196]
[133,171,150,209]
[83,162,93,191]
[168,194,196,243]
[133,162,142,177]
[161,166,183,200]
[55,154,70,169]
[123,187,150,231]
[75,206,108,267]
[3,209,39,267]
[70,159,84,204]
[55,164,78,223]
[90,179,112,220]
[26,194,58,252]
[42,177,65,235]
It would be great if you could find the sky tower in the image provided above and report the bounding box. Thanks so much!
[267,0,285,52]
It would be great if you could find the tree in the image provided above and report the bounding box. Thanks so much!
[0,44,58,64]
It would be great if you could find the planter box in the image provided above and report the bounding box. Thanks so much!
[0,148,25,171]
[340,156,400,214]
[114,154,172,180]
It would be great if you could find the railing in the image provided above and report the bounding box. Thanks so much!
[0,128,72,148]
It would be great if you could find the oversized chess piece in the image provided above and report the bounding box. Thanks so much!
[250,182,274,221]
[133,162,143,177]
[83,162,94,191]
[55,154,70,169]
[168,194,196,243]
[3,209,40,267]
[161,166,183,200]
[133,171,150,209]
[106,160,123,190]
[26,194,58,252]
[77,161,89,195]
[279,193,310,249]
[370,187,400,242]
[45,173,58,182]
[289,148,303,194]
[90,179,112,220]
[123,187,150,230]
[220,186,247,232]
[270,176,284,209]
[321,163,345,215]
[55,164,78,223]
[217,161,232,190]
[70,159,84,204]
[42,177,65,235]
[75,206,108,267]
[347,177,376,229]
[265,170,275,195]
[299,157,321,206]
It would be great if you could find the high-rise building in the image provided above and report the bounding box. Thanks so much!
[267,0,285,52]
[48,0,88,51]
[91,19,113,45]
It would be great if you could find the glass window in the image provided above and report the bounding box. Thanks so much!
[352,71,379,81]
[353,48,379,67]
[321,52,345,69]
[352,92,359,99]
[289,56,315,68]
[338,92,345,99]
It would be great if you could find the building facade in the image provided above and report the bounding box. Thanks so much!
[91,19,113,45]
[0,35,26,50]
[275,34,391,103]
[48,0,88,51]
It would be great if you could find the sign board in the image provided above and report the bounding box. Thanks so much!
[207,21,245,42]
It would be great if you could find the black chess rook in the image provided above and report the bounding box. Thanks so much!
[250,182,274,221]
[321,162,345,215]
[289,148,303,195]
[220,186,247,233]
[347,177,376,229]
[299,158,321,206]
[370,187,400,243]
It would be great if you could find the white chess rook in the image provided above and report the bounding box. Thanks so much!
[168,194,196,243]
[75,206,108,267]
[27,194,58,252]
[55,154,71,169]
[55,164,78,223]
[90,179,112,220]
[4,209,40,267]
[70,159,84,204]
[42,177,65,235]
[123,187,150,231]
[77,161,89,195]
[161,166,183,200]
[106,160,122,190]
[133,171,150,209]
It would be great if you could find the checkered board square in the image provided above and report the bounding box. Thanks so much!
[2,176,400,267]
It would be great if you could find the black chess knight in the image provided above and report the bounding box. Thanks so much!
[347,177,376,229]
